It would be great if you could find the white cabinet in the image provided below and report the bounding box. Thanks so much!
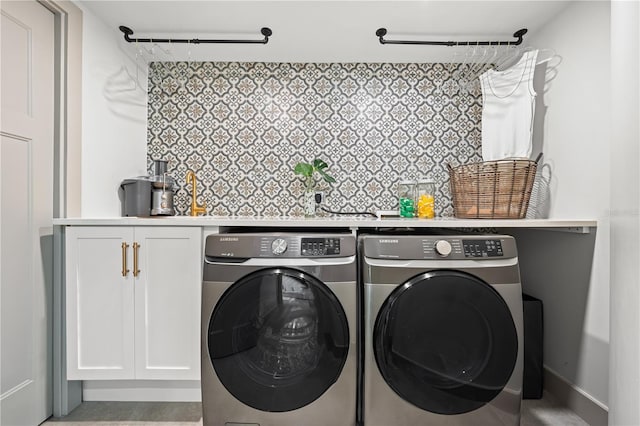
[65,226,202,381]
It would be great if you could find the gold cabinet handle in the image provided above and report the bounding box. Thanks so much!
[121,242,130,277]
[133,242,140,277]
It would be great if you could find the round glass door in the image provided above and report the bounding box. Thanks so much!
[208,267,349,412]
[374,270,518,415]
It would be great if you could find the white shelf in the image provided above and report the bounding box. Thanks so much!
[54,216,597,232]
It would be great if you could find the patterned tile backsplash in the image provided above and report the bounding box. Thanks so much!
[147,62,483,217]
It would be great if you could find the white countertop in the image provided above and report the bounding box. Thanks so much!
[53,216,597,230]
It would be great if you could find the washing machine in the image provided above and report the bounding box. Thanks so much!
[201,231,357,426]
[360,234,523,426]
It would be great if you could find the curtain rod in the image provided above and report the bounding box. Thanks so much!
[119,26,272,45]
[375,28,527,46]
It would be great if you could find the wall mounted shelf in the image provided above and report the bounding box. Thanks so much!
[54,217,596,234]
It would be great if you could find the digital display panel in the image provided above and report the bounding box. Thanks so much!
[301,238,341,256]
[463,240,503,258]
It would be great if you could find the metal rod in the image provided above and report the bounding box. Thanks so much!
[375,28,527,46]
[119,26,272,45]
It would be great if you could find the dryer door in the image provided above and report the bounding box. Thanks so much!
[208,267,349,412]
[374,270,518,415]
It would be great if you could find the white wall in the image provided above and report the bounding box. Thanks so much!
[76,0,618,414]
[79,2,148,217]
[79,1,572,64]
[609,1,640,424]
[517,0,610,407]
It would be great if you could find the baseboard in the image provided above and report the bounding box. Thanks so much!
[543,367,608,426]
[82,380,202,402]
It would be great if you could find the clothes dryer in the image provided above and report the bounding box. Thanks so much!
[361,234,523,426]
[202,232,357,426]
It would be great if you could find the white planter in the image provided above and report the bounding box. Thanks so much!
[303,189,316,217]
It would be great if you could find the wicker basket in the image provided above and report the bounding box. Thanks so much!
[448,157,539,219]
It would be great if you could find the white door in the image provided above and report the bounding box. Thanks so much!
[1,1,55,425]
[134,227,202,380]
[65,227,136,380]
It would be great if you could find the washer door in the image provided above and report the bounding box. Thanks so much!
[374,270,518,415]
[208,267,349,412]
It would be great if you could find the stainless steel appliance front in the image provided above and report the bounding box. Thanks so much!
[201,232,357,426]
[361,234,524,426]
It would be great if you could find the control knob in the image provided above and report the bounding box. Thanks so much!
[434,240,452,257]
[271,238,288,255]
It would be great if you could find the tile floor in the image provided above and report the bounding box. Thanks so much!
[42,392,591,426]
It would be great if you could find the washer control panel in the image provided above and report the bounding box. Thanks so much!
[463,239,504,258]
[301,237,341,256]
[205,233,355,259]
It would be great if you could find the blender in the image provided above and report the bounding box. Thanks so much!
[150,159,176,216]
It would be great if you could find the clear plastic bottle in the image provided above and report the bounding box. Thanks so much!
[398,181,416,218]
[415,180,435,219]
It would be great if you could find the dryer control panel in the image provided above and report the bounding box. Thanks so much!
[462,239,504,257]
[362,235,516,260]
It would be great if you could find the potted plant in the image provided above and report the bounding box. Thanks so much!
[294,158,336,217]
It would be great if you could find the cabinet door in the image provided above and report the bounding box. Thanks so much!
[65,227,135,380]
[134,227,202,380]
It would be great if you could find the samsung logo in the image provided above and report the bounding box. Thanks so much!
[219,237,239,242]
[379,239,399,244]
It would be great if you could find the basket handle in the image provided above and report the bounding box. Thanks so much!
[534,152,543,164]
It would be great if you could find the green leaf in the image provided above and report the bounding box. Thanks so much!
[294,158,335,187]
[294,162,313,177]
[313,159,328,170]
[317,169,336,184]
